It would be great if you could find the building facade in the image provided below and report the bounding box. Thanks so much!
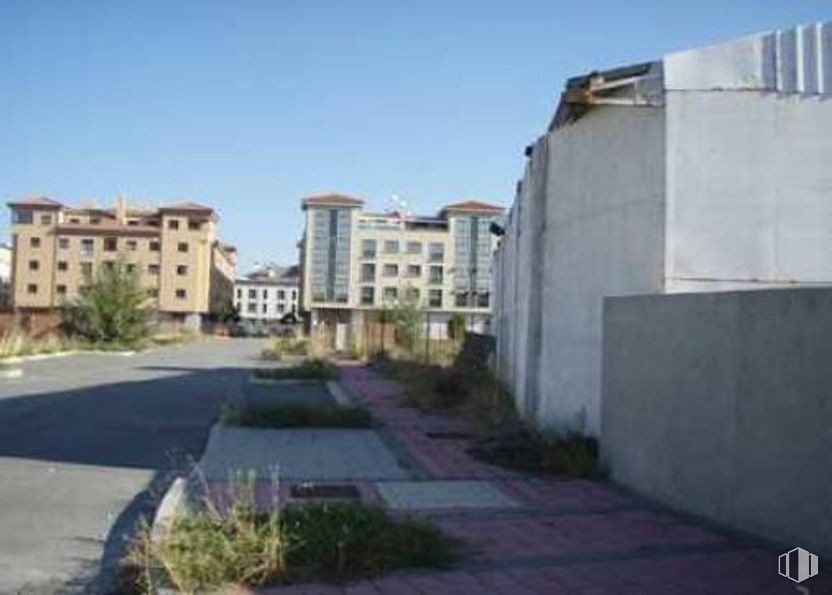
[493,21,832,436]
[235,264,300,324]
[299,193,504,348]
[8,196,237,329]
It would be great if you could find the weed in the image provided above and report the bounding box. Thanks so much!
[223,403,373,428]
[254,359,337,381]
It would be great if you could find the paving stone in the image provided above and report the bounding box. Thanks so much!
[376,480,520,510]
[199,426,412,481]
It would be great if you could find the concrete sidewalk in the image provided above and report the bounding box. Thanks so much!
[242,364,832,595]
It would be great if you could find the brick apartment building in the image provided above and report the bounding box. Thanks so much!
[8,196,237,330]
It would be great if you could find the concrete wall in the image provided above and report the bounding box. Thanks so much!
[495,105,666,434]
[602,288,832,559]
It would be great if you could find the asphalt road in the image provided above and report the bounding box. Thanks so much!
[0,338,265,594]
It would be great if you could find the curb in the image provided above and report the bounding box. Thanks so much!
[0,349,137,365]
[0,367,23,379]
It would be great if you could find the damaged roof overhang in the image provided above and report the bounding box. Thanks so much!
[549,61,665,131]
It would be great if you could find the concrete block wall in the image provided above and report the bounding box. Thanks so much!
[602,288,832,559]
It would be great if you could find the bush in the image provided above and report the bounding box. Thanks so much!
[124,490,457,592]
[253,359,337,381]
[61,260,150,345]
[261,338,316,360]
[223,403,373,428]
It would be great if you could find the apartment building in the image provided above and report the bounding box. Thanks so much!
[8,196,237,329]
[235,264,300,325]
[299,193,503,348]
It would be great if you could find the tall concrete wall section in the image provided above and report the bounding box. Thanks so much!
[602,288,832,559]
[664,22,832,292]
[536,105,666,435]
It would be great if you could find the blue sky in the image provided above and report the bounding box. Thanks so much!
[2,1,829,270]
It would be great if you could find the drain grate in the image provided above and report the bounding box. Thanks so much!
[290,484,361,499]
[425,431,474,440]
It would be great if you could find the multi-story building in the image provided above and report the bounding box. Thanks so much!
[0,242,11,310]
[235,264,300,325]
[8,196,237,329]
[298,193,504,348]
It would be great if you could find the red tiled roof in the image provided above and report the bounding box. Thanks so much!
[161,201,214,212]
[441,200,505,214]
[302,193,365,208]
[7,196,64,209]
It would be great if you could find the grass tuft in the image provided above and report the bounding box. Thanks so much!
[254,359,338,381]
[223,403,373,429]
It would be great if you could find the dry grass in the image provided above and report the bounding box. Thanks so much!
[261,336,326,361]
[253,358,338,381]
[123,472,458,593]
[0,331,81,360]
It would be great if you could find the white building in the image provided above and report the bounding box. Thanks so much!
[0,242,11,309]
[493,21,832,436]
[235,264,300,324]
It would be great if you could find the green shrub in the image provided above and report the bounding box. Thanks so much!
[223,403,373,428]
[254,359,337,381]
[124,493,457,592]
[61,259,151,345]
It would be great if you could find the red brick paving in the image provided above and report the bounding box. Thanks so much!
[251,364,832,594]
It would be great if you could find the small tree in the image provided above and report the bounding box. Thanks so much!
[393,289,423,352]
[448,312,466,342]
[62,259,151,344]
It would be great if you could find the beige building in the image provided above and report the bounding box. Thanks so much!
[8,196,237,329]
[298,193,504,348]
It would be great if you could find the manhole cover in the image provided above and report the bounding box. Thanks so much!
[425,431,474,440]
[290,484,361,499]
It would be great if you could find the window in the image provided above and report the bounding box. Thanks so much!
[477,292,490,308]
[40,214,52,225]
[168,219,180,230]
[382,264,398,277]
[277,290,285,300]
[128,220,139,227]
[57,261,68,272]
[361,239,377,259]
[27,284,37,295]
[406,241,422,254]
[148,264,160,275]
[126,240,138,251]
[30,237,41,248]
[28,260,39,271]
[277,303,285,313]
[262,303,268,313]
[56,284,67,296]
[177,242,188,253]
[90,217,101,225]
[69,217,80,224]
[262,289,268,299]
[147,288,159,298]
[360,286,374,305]
[81,262,93,277]
[126,264,137,274]
[406,264,421,278]
[247,302,256,313]
[188,219,202,230]
[405,287,420,302]
[236,288,242,298]
[428,242,444,262]
[428,289,442,308]
[383,240,399,254]
[248,289,256,299]
[428,265,443,284]
[455,292,468,307]
[58,237,69,249]
[176,265,188,276]
[103,261,115,271]
[382,287,398,303]
[12,210,33,224]
[175,289,187,299]
[104,237,118,252]
[361,263,376,282]
[149,240,160,252]
[291,290,297,300]
[81,239,94,257]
